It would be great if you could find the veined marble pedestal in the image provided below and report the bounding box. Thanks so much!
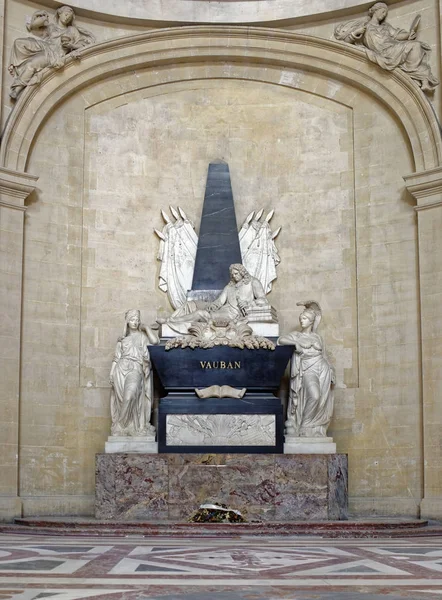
[105,436,158,454]
[284,437,337,454]
[95,453,348,521]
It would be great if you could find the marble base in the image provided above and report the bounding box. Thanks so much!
[284,437,337,454]
[105,436,157,454]
[95,453,348,521]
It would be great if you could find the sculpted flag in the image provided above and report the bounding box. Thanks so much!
[155,207,198,310]
[239,209,281,295]
[156,206,281,307]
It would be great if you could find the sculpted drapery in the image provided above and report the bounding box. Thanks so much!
[334,2,439,92]
[161,263,270,335]
[8,5,95,99]
[278,302,335,438]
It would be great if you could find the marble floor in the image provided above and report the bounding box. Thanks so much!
[0,533,441,599]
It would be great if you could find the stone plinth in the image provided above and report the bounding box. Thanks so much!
[95,453,348,521]
[284,437,337,454]
[105,436,157,454]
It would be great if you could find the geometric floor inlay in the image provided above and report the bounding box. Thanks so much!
[0,533,441,599]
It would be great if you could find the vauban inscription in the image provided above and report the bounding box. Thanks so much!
[199,361,241,369]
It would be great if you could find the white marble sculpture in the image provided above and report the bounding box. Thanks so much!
[155,207,198,310]
[278,301,335,445]
[195,385,246,399]
[8,6,95,99]
[165,318,275,350]
[166,414,276,446]
[334,2,439,92]
[160,263,277,336]
[108,309,159,445]
[239,209,281,294]
[155,207,281,307]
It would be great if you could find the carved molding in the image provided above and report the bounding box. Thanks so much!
[404,166,442,211]
[0,167,38,209]
[1,27,440,172]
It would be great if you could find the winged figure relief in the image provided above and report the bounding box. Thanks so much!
[155,207,281,309]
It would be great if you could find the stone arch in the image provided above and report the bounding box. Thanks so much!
[1,26,440,173]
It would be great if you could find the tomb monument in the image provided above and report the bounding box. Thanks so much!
[95,162,348,521]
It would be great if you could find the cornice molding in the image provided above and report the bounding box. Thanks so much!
[0,167,38,208]
[404,166,442,211]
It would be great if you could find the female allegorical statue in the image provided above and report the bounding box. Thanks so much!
[334,2,439,92]
[109,310,159,436]
[278,301,335,438]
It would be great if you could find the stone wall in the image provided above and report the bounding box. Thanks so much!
[0,0,441,520]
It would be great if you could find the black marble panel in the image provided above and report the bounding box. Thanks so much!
[149,345,293,391]
[191,162,242,291]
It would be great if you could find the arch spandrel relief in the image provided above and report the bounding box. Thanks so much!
[8,5,95,100]
[334,2,439,93]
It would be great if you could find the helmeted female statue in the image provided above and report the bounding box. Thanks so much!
[278,301,335,438]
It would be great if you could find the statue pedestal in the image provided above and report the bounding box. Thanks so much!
[284,437,336,454]
[105,436,157,454]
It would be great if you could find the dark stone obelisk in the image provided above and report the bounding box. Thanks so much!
[188,162,242,301]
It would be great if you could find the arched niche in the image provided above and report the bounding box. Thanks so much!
[1,26,440,173]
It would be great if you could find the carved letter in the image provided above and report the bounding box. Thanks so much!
[220,361,226,369]
[227,362,233,369]
[235,361,241,369]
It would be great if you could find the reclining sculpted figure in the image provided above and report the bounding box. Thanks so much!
[160,263,270,334]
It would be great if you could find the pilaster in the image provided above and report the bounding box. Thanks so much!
[404,166,442,519]
[0,167,38,520]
